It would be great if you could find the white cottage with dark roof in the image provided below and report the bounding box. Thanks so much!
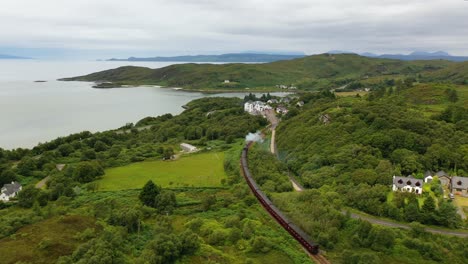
[392,176,423,195]
[0,181,22,202]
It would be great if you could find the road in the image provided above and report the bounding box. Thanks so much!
[345,211,468,238]
[35,176,50,189]
[266,113,468,238]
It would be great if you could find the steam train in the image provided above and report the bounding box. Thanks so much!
[241,141,319,255]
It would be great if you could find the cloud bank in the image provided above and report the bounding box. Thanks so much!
[1,0,468,58]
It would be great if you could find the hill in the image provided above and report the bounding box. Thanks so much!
[424,61,468,84]
[108,53,305,62]
[61,54,454,91]
[331,51,468,62]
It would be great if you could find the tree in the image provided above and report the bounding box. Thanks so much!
[81,149,96,161]
[57,143,74,157]
[163,148,174,160]
[17,156,36,176]
[155,190,177,214]
[139,180,161,208]
[73,161,104,183]
[109,207,142,233]
[435,201,462,228]
[202,195,216,211]
[404,199,421,222]
[445,88,458,102]
[0,169,17,185]
[94,140,108,152]
[179,231,200,254]
[421,196,436,224]
[17,185,40,208]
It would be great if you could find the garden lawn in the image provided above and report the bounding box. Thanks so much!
[97,152,226,191]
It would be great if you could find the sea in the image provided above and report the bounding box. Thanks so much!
[0,60,284,150]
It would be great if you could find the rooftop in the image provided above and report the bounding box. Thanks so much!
[393,176,423,188]
[1,181,22,196]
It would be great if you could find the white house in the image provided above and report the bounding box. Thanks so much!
[276,106,289,115]
[180,143,198,153]
[392,176,423,195]
[244,101,272,115]
[224,80,230,83]
[0,181,22,202]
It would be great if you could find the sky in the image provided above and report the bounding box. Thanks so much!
[1,0,468,59]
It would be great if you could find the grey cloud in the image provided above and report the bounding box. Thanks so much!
[0,0,467,57]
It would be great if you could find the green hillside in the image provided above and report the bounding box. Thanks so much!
[61,54,454,90]
[425,61,468,84]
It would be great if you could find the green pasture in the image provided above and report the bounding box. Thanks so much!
[97,152,226,191]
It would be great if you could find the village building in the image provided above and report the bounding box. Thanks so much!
[0,181,22,202]
[56,164,66,171]
[267,99,278,104]
[276,106,289,115]
[392,176,423,194]
[244,101,272,115]
[451,176,468,196]
[224,80,230,83]
[296,101,305,107]
[319,114,331,124]
[180,143,198,153]
[423,171,433,183]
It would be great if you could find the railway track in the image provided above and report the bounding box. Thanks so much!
[309,252,331,264]
[241,141,331,263]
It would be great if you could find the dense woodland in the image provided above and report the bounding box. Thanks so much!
[240,141,468,263]
[276,82,467,229]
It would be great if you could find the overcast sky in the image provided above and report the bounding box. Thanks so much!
[1,0,468,59]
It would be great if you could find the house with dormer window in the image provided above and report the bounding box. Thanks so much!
[392,176,423,194]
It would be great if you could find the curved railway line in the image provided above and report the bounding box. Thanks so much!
[241,141,330,263]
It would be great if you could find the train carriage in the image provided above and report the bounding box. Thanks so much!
[240,141,319,255]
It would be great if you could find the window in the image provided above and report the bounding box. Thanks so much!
[398,179,403,184]
[415,182,421,187]
[457,181,462,186]
[407,180,412,185]
[415,189,419,194]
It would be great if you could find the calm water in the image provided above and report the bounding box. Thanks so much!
[0,60,284,149]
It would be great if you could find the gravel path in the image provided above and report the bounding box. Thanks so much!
[35,176,50,189]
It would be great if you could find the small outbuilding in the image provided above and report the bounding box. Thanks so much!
[180,143,198,153]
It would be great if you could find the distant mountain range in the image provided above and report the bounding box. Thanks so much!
[107,53,305,63]
[0,54,32,60]
[327,50,468,62]
[107,51,468,63]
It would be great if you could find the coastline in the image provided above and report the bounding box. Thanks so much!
[67,79,296,94]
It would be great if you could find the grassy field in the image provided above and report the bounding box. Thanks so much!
[335,91,369,97]
[0,215,97,264]
[97,152,227,191]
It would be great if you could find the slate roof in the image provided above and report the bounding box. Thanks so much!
[1,181,22,196]
[435,170,448,177]
[393,176,423,188]
[424,170,433,177]
[451,176,468,190]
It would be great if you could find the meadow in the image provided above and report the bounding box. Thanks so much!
[0,215,97,264]
[97,152,227,191]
